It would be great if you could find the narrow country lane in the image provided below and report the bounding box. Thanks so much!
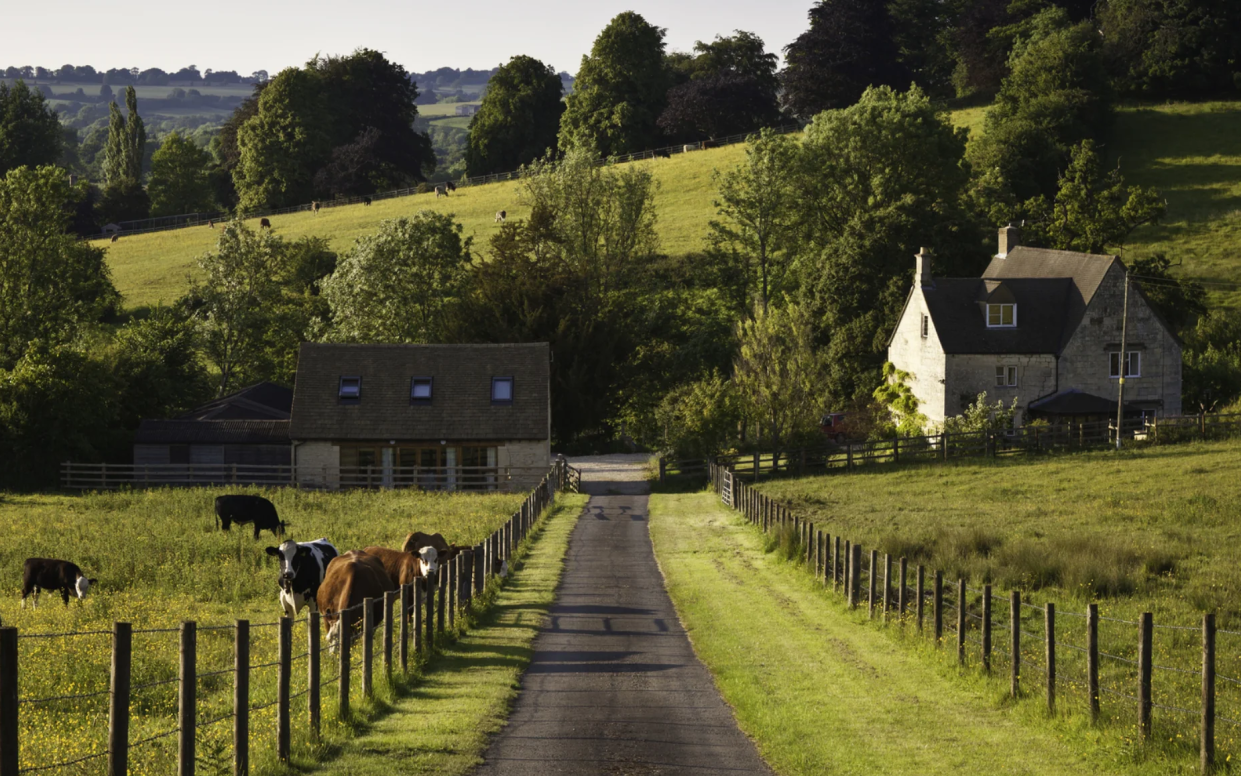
[473,455,771,775]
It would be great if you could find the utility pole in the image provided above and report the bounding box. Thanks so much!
[1116,268,1130,451]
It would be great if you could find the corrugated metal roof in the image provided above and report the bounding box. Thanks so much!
[134,420,290,444]
[288,343,550,441]
[177,382,293,420]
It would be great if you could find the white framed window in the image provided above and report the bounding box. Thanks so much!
[492,376,514,404]
[338,376,361,402]
[987,303,1016,328]
[995,365,1017,387]
[410,376,433,404]
[1109,351,1141,378]
[921,314,929,338]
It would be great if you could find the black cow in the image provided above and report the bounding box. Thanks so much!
[362,196,372,206]
[265,538,339,616]
[215,495,285,539]
[260,217,272,229]
[655,148,672,159]
[22,558,96,607]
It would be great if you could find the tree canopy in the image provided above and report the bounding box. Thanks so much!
[466,55,565,176]
[0,80,61,176]
[148,132,215,216]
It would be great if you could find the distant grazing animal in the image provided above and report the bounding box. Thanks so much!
[317,551,395,650]
[362,546,433,589]
[495,210,506,223]
[208,220,215,229]
[445,181,457,192]
[215,494,285,539]
[311,201,320,215]
[435,185,449,198]
[110,234,119,243]
[362,196,372,206]
[265,538,338,616]
[260,217,272,229]
[655,148,672,159]
[22,558,96,607]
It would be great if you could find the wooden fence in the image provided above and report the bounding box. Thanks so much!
[0,460,579,775]
[709,464,1238,774]
[661,412,1241,484]
[60,463,555,492]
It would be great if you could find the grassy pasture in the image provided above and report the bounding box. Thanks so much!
[418,102,481,118]
[752,439,1241,766]
[0,486,523,774]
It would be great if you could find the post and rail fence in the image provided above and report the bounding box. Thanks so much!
[0,458,578,775]
[664,411,1241,485]
[708,460,1239,775]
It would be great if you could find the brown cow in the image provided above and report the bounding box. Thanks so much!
[311,201,320,215]
[362,545,432,588]
[316,551,394,650]
[110,234,119,243]
[401,532,464,565]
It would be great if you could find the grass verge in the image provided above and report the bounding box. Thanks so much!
[299,492,587,776]
[647,491,1207,775]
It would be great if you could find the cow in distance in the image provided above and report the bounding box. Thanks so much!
[215,494,286,539]
[260,217,272,229]
[495,210,506,223]
[22,558,96,607]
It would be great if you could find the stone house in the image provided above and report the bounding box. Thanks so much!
[289,342,551,490]
[887,226,1182,427]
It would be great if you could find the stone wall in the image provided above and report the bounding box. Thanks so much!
[944,353,1058,423]
[295,441,340,489]
[886,288,948,423]
[498,440,552,489]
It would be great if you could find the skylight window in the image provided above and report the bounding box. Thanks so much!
[492,377,514,404]
[339,376,361,402]
[411,377,433,404]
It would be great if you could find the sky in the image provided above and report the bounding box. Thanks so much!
[8,0,814,76]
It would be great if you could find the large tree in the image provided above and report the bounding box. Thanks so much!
[779,0,908,119]
[0,80,61,176]
[658,31,782,141]
[99,86,149,222]
[559,12,670,156]
[465,55,564,176]
[0,166,119,369]
[233,68,329,209]
[1101,0,1241,97]
[148,132,215,216]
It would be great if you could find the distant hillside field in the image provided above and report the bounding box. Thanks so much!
[97,102,1241,312]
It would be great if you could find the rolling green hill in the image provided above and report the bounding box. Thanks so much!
[97,101,1241,312]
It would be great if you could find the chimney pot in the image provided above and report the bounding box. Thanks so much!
[998,224,1021,258]
[915,248,934,290]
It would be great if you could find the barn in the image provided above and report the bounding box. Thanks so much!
[133,382,292,471]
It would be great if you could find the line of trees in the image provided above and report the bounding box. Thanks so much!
[2,64,267,85]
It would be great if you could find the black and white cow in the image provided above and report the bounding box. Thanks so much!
[264,539,339,616]
[22,558,96,607]
[215,495,286,539]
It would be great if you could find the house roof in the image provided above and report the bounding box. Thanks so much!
[135,419,291,444]
[288,343,550,442]
[983,246,1119,350]
[1027,389,1137,416]
[178,382,293,421]
[922,278,1074,354]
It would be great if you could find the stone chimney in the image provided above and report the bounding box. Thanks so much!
[915,247,934,290]
[997,224,1021,258]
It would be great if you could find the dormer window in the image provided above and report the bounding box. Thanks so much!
[339,376,361,403]
[987,303,1016,328]
[411,377,433,404]
[492,376,514,405]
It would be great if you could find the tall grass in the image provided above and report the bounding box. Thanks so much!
[0,486,522,774]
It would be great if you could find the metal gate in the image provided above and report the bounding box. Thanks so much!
[720,469,734,508]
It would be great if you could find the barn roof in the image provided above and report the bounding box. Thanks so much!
[288,343,550,442]
[135,419,290,444]
[177,382,293,420]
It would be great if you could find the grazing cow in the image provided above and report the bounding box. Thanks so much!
[362,196,372,206]
[110,234,119,243]
[215,495,286,539]
[22,558,96,607]
[208,219,215,229]
[265,538,338,616]
[445,181,457,192]
[260,217,272,229]
[435,185,448,198]
[317,551,395,650]
[362,545,435,589]
[311,201,320,215]
[655,148,672,159]
[495,210,506,223]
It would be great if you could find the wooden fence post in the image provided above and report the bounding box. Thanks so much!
[1203,613,1216,774]
[0,628,17,776]
[1088,603,1099,724]
[414,579,424,655]
[868,550,878,619]
[882,554,892,622]
[933,571,943,644]
[898,558,908,620]
[1011,592,1021,698]
[982,585,992,673]
[916,566,925,633]
[179,621,196,776]
[957,580,967,666]
[1139,612,1153,741]
[426,573,436,652]
[362,599,375,697]
[461,550,474,610]
[277,617,291,762]
[339,608,351,721]
[834,537,842,590]
[383,591,395,684]
[474,544,485,598]
[1046,603,1056,714]
[437,566,447,635]
[308,612,320,741]
[109,622,131,776]
[448,555,458,630]
[849,544,861,609]
[399,584,410,675]
[234,620,249,776]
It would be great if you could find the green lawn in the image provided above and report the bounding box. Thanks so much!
[649,492,1171,775]
[308,493,587,775]
[0,486,526,774]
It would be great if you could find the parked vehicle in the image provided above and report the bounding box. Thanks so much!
[819,412,855,444]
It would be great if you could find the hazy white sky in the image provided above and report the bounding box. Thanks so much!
[9,1,813,76]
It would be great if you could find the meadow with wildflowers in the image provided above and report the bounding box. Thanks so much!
[0,486,524,774]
